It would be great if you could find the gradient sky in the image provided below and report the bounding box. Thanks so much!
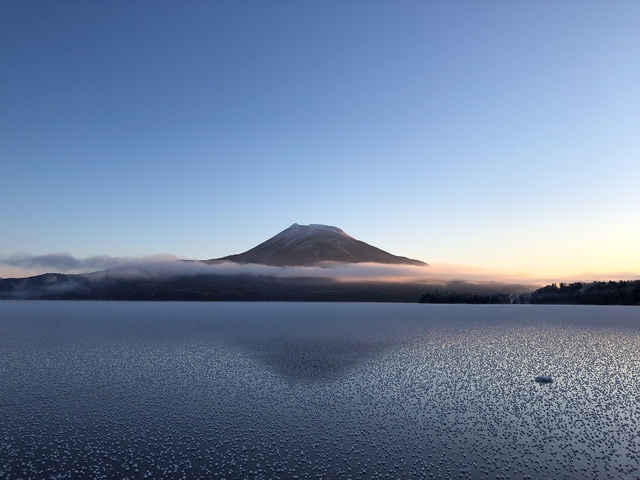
[2,1,639,280]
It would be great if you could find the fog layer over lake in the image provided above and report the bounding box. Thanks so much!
[1,302,639,479]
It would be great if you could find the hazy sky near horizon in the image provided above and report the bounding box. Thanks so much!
[2,1,639,280]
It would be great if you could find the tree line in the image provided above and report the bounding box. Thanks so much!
[418,280,640,305]
[529,280,640,305]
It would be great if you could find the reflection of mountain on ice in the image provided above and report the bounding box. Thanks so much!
[240,335,393,382]
[231,311,403,382]
[208,223,427,267]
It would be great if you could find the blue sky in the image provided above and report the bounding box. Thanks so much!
[2,1,639,280]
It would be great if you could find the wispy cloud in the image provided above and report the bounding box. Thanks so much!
[0,253,178,277]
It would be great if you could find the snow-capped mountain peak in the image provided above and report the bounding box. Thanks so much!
[208,223,427,267]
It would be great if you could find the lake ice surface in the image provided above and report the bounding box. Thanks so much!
[1,301,639,479]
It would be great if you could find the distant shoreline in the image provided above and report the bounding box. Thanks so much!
[1,275,638,305]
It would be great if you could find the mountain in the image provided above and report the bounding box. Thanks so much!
[0,223,438,301]
[207,223,427,267]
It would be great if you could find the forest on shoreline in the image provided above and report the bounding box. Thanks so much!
[418,280,640,305]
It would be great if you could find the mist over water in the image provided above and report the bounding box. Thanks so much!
[1,302,639,479]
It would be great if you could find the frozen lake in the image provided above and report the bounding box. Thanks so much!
[1,301,639,479]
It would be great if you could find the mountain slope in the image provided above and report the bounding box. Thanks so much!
[208,223,427,267]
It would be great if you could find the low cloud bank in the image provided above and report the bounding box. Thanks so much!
[95,260,640,286]
[90,260,538,286]
[90,261,434,281]
[2,253,636,286]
